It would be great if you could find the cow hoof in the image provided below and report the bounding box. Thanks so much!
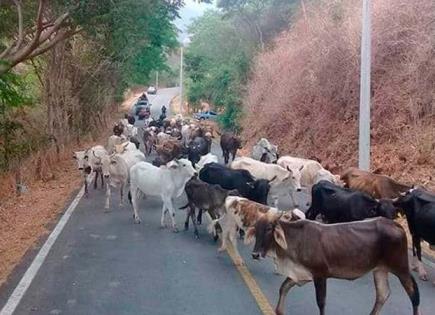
[134,217,141,224]
[419,273,428,281]
[104,209,111,213]
[194,233,200,240]
[218,247,226,253]
[184,223,189,231]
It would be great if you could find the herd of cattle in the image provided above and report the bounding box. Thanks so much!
[72,113,434,315]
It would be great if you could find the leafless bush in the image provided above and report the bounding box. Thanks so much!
[242,0,434,188]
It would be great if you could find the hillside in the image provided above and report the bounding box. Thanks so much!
[241,0,434,189]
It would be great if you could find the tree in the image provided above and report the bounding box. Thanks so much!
[0,0,183,75]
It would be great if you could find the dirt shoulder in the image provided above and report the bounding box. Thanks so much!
[0,128,119,288]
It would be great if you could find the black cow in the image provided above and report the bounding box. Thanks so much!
[199,163,270,205]
[180,177,238,239]
[393,187,435,281]
[220,132,242,164]
[306,180,397,223]
[187,136,211,166]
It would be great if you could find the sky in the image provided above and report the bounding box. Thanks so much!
[174,0,216,42]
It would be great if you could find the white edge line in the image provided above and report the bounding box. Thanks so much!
[0,185,85,315]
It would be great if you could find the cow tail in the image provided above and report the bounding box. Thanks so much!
[410,275,420,308]
[179,203,190,210]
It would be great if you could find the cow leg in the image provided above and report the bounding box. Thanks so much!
[217,215,231,252]
[190,207,199,239]
[130,188,141,224]
[197,209,203,225]
[314,278,327,315]
[369,270,390,315]
[94,171,98,189]
[228,225,243,266]
[84,178,89,198]
[119,183,124,207]
[184,207,190,231]
[414,237,428,281]
[163,197,178,232]
[223,150,229,164]
[397,273,420,315]
[104,182,111,211]
[275,278,296,315]
[100,172,104,188]
[231,148,238,161]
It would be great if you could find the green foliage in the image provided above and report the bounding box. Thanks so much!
[0,70,33,169]
[185,1,299,130]
[185,10,254,130]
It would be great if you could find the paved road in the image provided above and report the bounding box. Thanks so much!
[1,88,435,315]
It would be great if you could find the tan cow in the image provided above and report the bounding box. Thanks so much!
[341,167,412,199]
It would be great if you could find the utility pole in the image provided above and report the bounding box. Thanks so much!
[358,0,371,171]
[155,71,159,89]
[179,45,184,115]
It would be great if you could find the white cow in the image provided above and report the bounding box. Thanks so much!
[252,138,279,163]
[73,145,108,197]
[107,135,127,154]
[129,159,197,230]
[195,153,219,171]
[231,157,302,207]
[101,146,145,210]
[277,156,341,189]
[123,123,138,139]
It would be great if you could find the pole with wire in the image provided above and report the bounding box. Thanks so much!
[358,0,371,171]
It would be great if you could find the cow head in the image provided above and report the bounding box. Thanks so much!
[376,199,398,219]
[73,150,87,170]
[101,154,116,179]
[249,212,288,260]
[246,209,304,245]
[282,166,303,192]
[392,188,420,215]
[167,159,197,178]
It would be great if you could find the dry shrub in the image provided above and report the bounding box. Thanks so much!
[242,0,434,189]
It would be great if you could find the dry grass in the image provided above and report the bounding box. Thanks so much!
[242,0,434,190]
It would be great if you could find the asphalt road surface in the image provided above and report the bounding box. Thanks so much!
[1,88,435,315]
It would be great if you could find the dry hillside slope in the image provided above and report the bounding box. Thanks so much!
[242,0,434,189]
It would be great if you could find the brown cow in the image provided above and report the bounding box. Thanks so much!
[155,139,183,164]
[341,167,411,199]
[248,216,420,315]
[220,132,242,164]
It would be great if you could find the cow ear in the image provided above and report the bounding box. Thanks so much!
[72,153,77,159]
[168,161,178,169]
[274,225,288,250]
[244,227,256,245]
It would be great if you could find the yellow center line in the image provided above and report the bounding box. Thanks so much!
[226,244,276,315]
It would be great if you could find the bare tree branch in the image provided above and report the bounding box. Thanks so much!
[27,28,82,60]
[12,0,24,54]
